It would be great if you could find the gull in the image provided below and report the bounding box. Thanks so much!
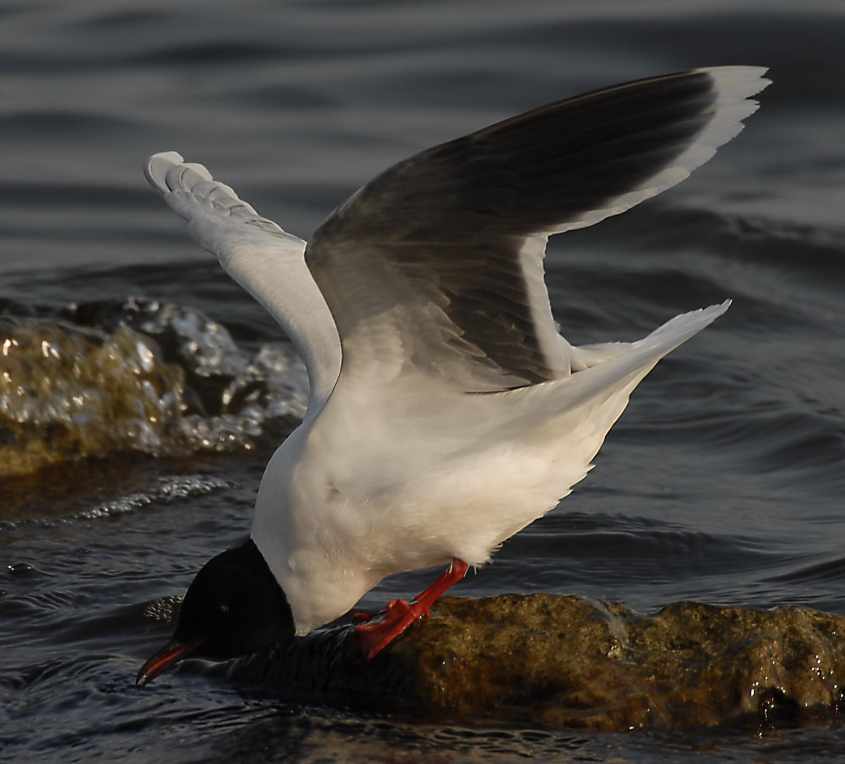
[137,66,769,685]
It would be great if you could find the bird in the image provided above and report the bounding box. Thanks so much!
[136,66,769,686]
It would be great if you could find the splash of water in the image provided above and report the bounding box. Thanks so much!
[0,299,308,476]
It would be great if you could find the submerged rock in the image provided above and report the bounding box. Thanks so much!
[144,593,845,731]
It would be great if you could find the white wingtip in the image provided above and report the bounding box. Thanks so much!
[627,67,770,208]
[145,151,185,193]
[693,67,772,142]
[696,65,772,100]
[554,67,770,236]
[142,150,291,237]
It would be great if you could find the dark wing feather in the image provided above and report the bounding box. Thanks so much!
[308,67,769,392]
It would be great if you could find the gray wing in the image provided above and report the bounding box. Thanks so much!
[307,66,769,393]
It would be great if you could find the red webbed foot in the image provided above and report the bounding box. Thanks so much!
[354,599,428,660]
[354,559,470,661]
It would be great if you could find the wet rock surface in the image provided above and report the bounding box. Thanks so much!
[144,593,845,731]
[0,299,307,477]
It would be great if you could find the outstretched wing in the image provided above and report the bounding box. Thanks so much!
[307,66,769,393]
[145,152,341,410]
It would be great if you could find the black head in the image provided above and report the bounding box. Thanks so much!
[136,538,294,686]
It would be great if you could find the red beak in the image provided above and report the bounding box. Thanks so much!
[136,639,205,687]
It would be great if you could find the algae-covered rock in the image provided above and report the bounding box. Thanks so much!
[143,593,845,731]
[397,595,845,730]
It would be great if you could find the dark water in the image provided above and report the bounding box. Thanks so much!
[2,1,845,761]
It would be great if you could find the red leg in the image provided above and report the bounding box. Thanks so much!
[355,559,469,661]
[414,558,469,611]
